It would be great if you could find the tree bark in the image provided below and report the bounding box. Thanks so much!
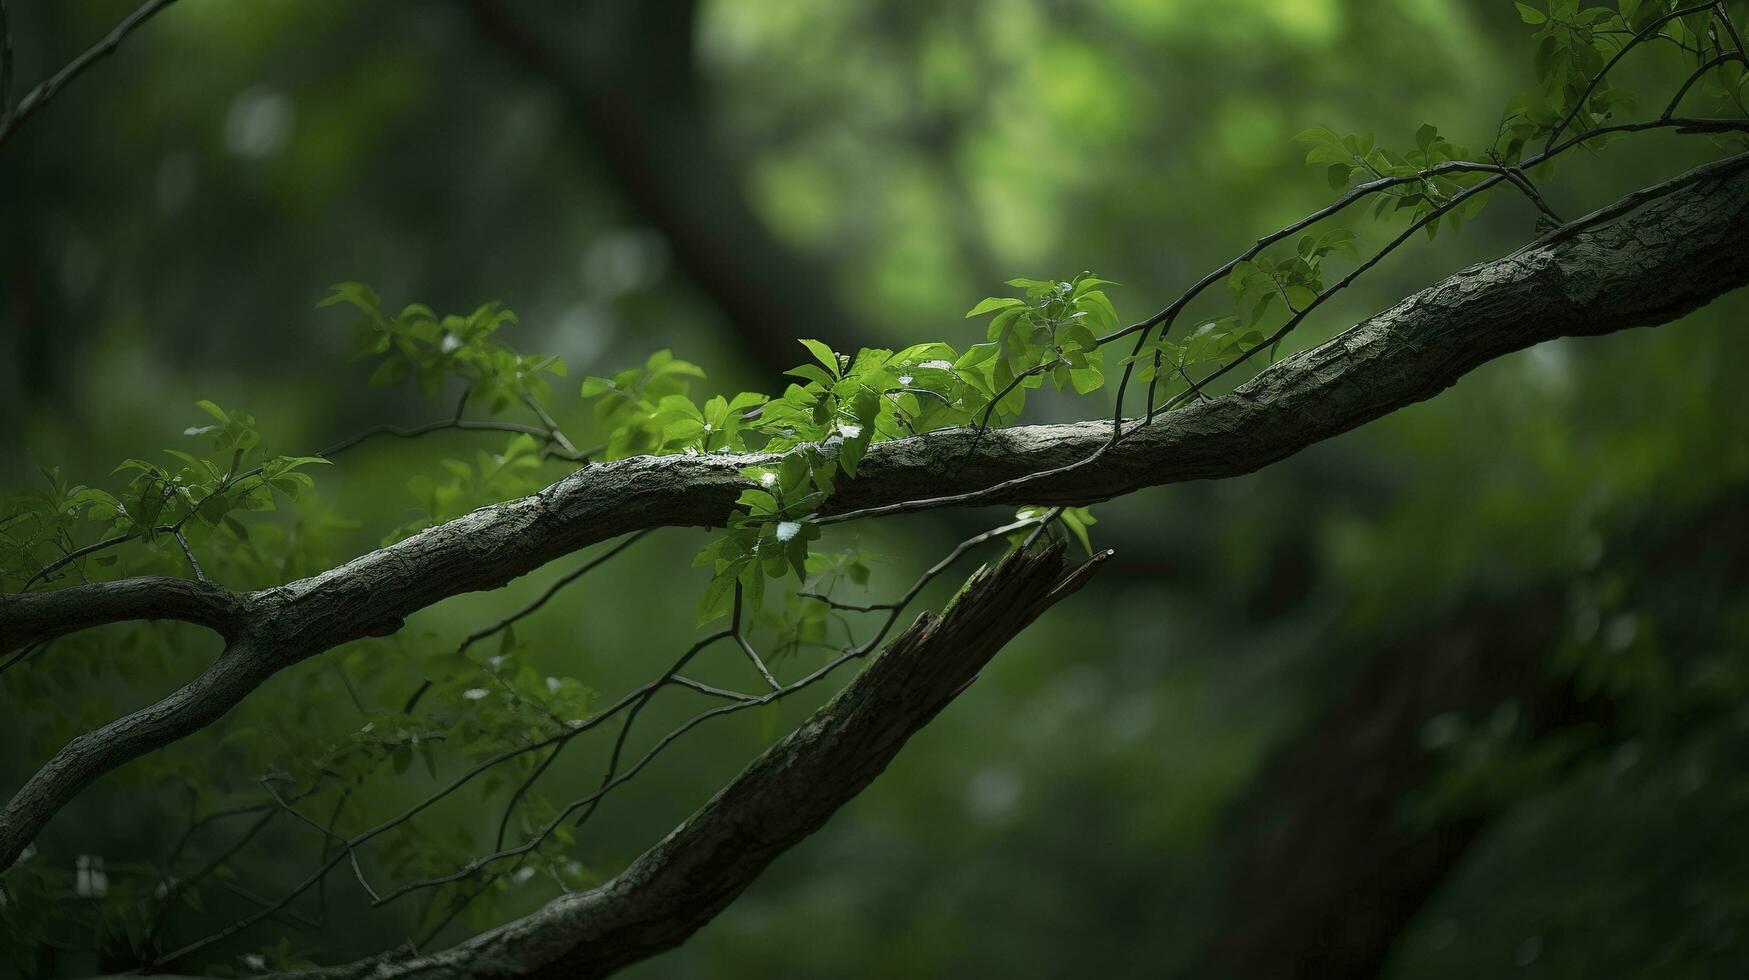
[129,543,1106,980]
[4,153,1749,873]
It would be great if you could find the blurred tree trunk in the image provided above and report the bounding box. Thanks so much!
[1196,494,1749,979]
[468,0,871,380]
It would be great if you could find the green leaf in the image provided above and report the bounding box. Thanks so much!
[798,339,842,379]
[1294,125,1344,149]
[737,489,780,515]
[740,562,765,613]
[964,296,1025,318]
[1061,506,1098,555]
[784,364,837,387]
[955,343,1000,368]
[1516,2,1547,25]
[1070,276,1119,297]
[317,281,384,314]
[1069,362,1105,395]
[697,572,738,626]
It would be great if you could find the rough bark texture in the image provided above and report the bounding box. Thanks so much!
[129,544,1104,980]
[0,575,252,653]
[3,154,1749,876]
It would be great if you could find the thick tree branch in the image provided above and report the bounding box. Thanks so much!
[132,543,1105,980]
[6,152,1749,874]
[0,575,251,654]
[251,150,1749,655]
[0,636,287,885]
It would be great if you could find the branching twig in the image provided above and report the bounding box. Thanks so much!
[261,777,381,903]
[802,513,1039,617]
[173,529,204,582]
[668,675,760,702]
[313,417,587,462]
[307,543,1105,978]
[1663,51,1749,118]
[731,583,781,690]
[402,529,653,713]
[15,413,586,593]
[1543,2,1718,152]
[14,145,1749,970]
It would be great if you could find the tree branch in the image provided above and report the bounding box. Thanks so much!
[7,152,1749,874]
[0,637,284,876]
[0,0,182,148]
[0,575,251,654]
[262,149,1749,653]
[287,542,1106,980]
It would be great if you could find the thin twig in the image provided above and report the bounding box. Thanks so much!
[1718,1,1748,57]
[802,514,1038,616]
[17,415,586,594]
[261,778,381,903]
[521,394,583,459]
[669,675,759,702]
[355,517,1029,909]
[402,529,653,713]
[314,417,585,461]
[1543,3,1718,152]
[494,744,561,851]
[214,879,323,930]
[172,529,204,582]
[0,639,48,675]
[731,581,781,690]
[1662,51,1748,118]
[0,0,183,148]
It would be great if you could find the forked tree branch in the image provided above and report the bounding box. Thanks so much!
[128,542,1108,980]
[4,153,1749,875]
